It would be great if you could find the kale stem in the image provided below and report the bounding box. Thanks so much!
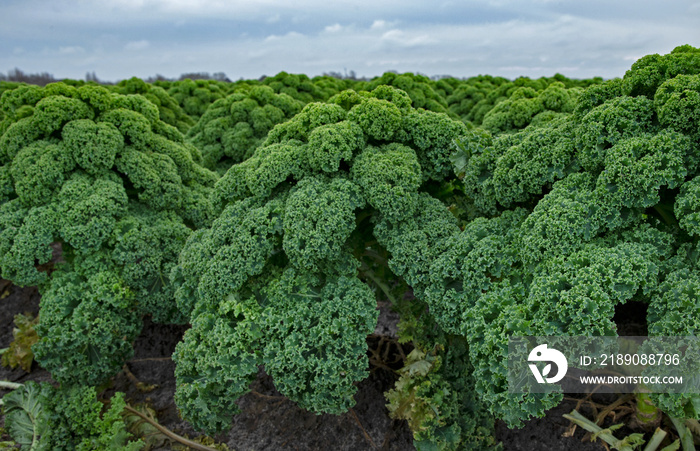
[360,263,398,305]
[362,248,387,266]
[634,392,660,425]
[652,203,676,227]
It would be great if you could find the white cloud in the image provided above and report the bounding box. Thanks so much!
[324,23,343,33]
[125,40,150,50]
[264,31,304,42]
[370,19,400,30]
[380,29,436,47]
[58,46,85,54]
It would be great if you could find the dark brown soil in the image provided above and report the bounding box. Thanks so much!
[0,280,615,450]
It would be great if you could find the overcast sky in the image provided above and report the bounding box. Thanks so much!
[1,0,699,82]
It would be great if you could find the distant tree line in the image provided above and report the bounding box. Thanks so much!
[0,68,235,85]
[320,69,370,81]
[145,72,232,83]
[0,68,58,86]
[1,67,450,85]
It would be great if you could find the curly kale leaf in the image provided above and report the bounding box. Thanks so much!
[173,306,262,434]
[113,76,195,133]
[61,119,124,175]
[261,270,377,414]
[283,176,364,273]
[57,172,128,254]
[655,74,700,158]
[426,209,528,334]
[518,173,633,267]
[481,83,578,134]
[526,226,673,336]
[358,72,451,115]
[187,85,303,172]
[0,201,58,285]
[10,140,76,206]
[347,97,404,142]
[594,130,691,209]
[110,203,192,323]
[374,193,460,299]
[31,94,94,135]
[456,117,578,215]
[265,102,347,144]
[463,279,562,427]
[306,120,365,173]
[174,195,285,318]
[166,78,228,120]
[649,267,700,337]
[262,71,329,104]
[622,44,700,98]
[33,266,142,386]
[403,108,470,182]
[491,117,577,208]
[574,95,657,172]
[646,266,700,419]
[676,175,700,237]
[461,226,673,426]
[350,143,421,221]
[1,83,217,284]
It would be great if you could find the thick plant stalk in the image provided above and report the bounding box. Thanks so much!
[636,392,661,425]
